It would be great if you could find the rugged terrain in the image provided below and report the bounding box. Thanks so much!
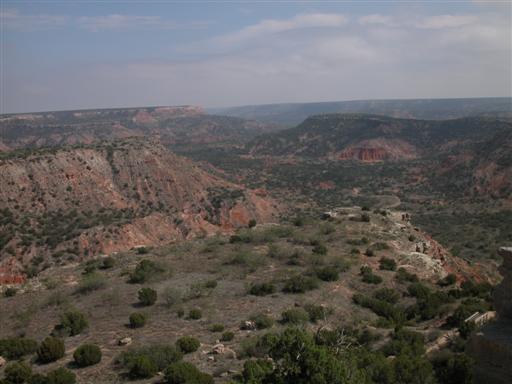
[246,114,512,200]
[0,101,511,383]
[0,208,494,383]
[0,106,279,152]
[213,97,512,125]
[0,138,278,274]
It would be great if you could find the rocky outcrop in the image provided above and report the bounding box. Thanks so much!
[0,257,25,285]
[1,106,277,150]
[0,139,279,265]
[338,147,389,162]
[467,247,512,384]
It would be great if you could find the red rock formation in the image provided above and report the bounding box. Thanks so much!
[0,257,26,285]
[0,139,279,264]
[338,147,390,162]
[336,139,417,162]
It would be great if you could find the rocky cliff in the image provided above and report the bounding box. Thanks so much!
[0,139,279,268]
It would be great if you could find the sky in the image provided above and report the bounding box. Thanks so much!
[1,1,511,113]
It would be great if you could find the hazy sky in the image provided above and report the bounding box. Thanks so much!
[1,1,511,113]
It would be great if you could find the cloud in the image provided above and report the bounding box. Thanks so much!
[358,14,396,27]
[2,10,510,112]
[0,8,68,31]
[215,13,348,45]
[414,14,478,29]
[0,8,208,33]
[77,14,208,32]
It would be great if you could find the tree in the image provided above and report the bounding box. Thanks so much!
[37,337,65,363]
[4,361,32,384]
[56,310,88,336]
[138,287,157,306]
[164,361,213,384]
[46,367,76,384]
[265,328,365,384]
[176,336,200,354]
[129,312,147,328]
[73,344,102,367]
[128,356,157,379]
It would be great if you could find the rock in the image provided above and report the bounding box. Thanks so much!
[241,320,256,331]
[118,337,132,346]
[212,343,225,354]
[207,356,215,362]
[211,343,237,359]
[467,247,512,384]
[0,356,6,367]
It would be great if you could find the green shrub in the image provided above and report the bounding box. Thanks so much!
[4,287,17,297]
[74,272,106,295]
[0,337,38,359]
[382,329,425,356]
[118,344,183,373]
[379,257,397,271]
[188,308,202,320]
[129,312,147,328]
[432,352,474,384]
[209,324,224,333]
[373,288,400,304]
[361,213,371,222]
[100,257,115,269]
[438,274,457,287]
[176,336,200,354]
[128,356,157,379]
[4,361,32,384]
[203,280,217,289]
[281,308,309,325]
[163,286,182,308]
[248,219,257,228]
[251,314,274,329]
[164,361,214,384]
[312,244,328,255]
[315,266,339,282]
[266,328,365,383]
[282,275,318,293]
[37,337,65,363]
[361,268,383,285]
[242,359,274,384]
[28,373,48,384]
[408,282,431,300]
[304,304,333,323]
[73,344,102,367]
[46,367,76,384]
[364,248,375,257]
[55,310,88,336]
[396,268,419,283]
[353,294,406,326]
[249,282,276,296]
[136,247,149,254]
[138,287,157,306]
[129,260,165,284]
[221,331,234,342]
[228,251,264,271]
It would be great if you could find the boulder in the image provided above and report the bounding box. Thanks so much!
[0,356,6,367]
[211,343,237,359]
[241,320,256,331]
[118,337,132,346]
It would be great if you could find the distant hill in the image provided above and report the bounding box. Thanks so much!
[246,114,512,199]
[212,97,512,125]
[0,105,280,151]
